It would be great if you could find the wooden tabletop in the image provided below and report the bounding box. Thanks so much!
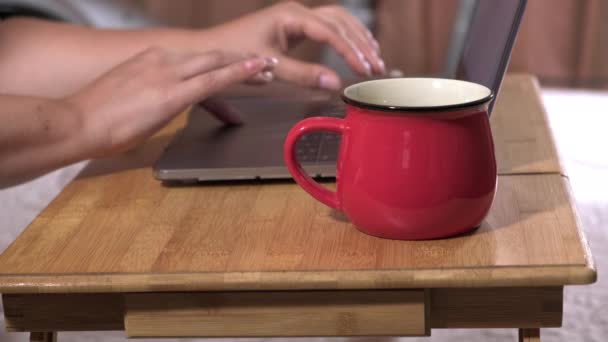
[0,74,595,294]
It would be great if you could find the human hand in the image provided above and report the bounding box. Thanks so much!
[202,1,384,91]
[64,47,274,157]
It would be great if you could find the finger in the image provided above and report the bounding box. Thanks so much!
[287,11,371,76]
[316,12,383,75]
[275,57,342,91]
[175,50,267,79]
[178,51,277,85]
[173,57,268,106]
[176,50,247,79]
[322,6,380,52]
[137,47,208,69]
[166,49,201,65]
[199,97,244,125]
[317,7,385,75]
[246,57,278,84]
[246,70,275,85]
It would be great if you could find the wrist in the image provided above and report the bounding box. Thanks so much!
[58,97,106,161]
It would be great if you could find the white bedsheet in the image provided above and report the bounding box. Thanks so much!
[1,89,606,342]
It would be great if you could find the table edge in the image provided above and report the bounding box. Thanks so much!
[0,74,596,295]
[529,74,569,177]
[562,174,597,282]
[0,264,596,294]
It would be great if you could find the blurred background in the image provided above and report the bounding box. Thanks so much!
[129,0,608,89]
[0,1,606,342]
[1,0,606,88]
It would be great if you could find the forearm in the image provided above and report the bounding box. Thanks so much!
[0,95,90,188]
[0,18,206,98]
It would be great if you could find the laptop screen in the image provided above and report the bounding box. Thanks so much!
[456,0,527,113]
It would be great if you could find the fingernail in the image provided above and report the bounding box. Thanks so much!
[372,39,380,51]
[366,30,380,50]
[352,48,371,76]
[362,60,372,76]
[244,58,265,71]
[261,71,274,82]
[370,50,386,75]
[355,49,365,61]
[265,57,279,67]
[378,59,386,75]
[319,73,341,91]
[388,69,404,78]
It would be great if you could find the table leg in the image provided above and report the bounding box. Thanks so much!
[519,328,540,342]
[30,332,57,342]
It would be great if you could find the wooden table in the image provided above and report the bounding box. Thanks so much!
[0,74,596,342]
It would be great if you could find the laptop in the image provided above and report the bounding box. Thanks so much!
[154,0,527,182]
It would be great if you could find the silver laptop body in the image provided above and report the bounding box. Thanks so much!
[154,0,527,182]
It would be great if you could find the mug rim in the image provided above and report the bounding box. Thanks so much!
[341,77,494,112]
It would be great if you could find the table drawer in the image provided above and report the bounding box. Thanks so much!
[125,290,428,337]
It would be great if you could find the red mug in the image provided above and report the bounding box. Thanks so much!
[284,78,497,240]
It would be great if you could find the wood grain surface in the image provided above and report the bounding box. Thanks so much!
[519,328,541,342]
[29,332,56,342]
[3,293,124,332]
[0,75,594,294]
[491,75,565,175]
[125,290,427,337]
[430,287,562,328]
[3,287,563,334]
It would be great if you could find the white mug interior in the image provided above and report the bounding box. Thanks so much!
[343,78,492,109]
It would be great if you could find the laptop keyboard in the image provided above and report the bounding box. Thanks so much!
[295,101,344,164]
[295,132,341,163]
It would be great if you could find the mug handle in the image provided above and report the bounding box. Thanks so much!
[284,117,345,210]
